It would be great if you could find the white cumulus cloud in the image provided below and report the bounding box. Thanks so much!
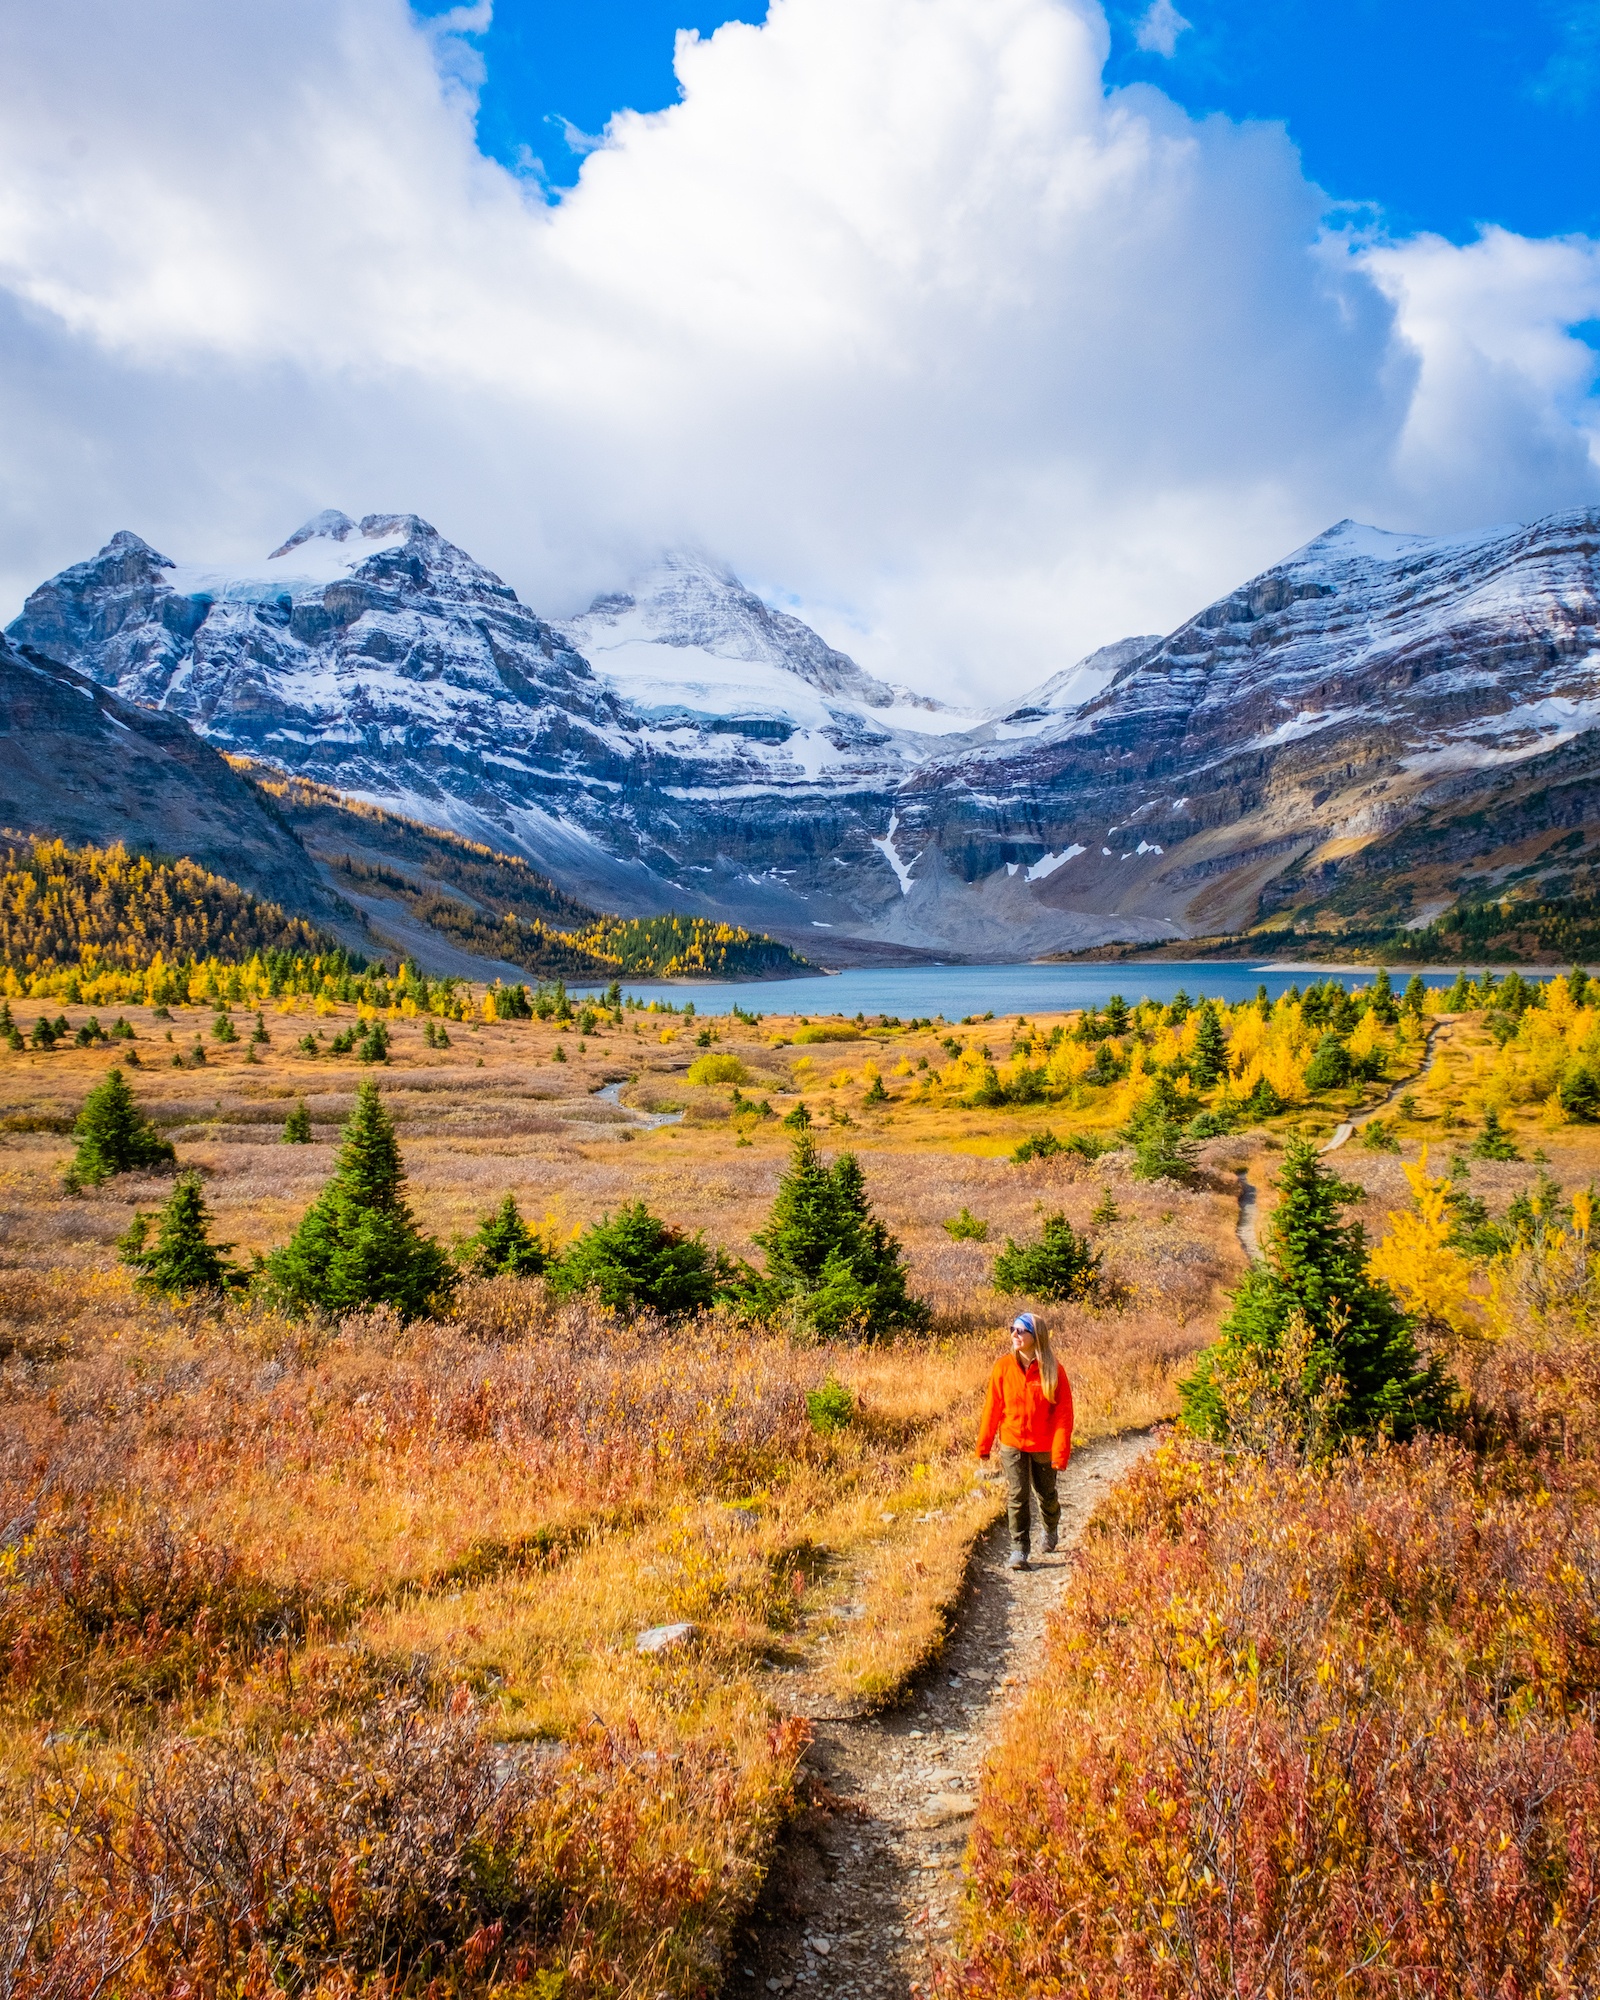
[0,0,1596,705]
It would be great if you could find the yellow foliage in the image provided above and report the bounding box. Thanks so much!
[1367,1147,1483,1344]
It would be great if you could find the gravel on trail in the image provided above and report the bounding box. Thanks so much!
[731,1428,1157,1998]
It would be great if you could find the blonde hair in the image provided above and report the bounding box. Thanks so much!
[1035,1325,1060,1402]
[1016,1321,1059,1401]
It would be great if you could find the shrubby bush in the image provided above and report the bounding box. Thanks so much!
[741,1133,928,1338]
[686,1051,751,1087]
[992,1213,1101,1302]
[549,1201,727,1317]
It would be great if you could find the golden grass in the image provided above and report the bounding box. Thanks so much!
[0,991,1242,1994]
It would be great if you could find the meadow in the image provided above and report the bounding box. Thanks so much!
[6,969,1600,1996]
[0,985,1240,1998]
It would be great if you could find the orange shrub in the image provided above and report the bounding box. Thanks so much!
[944,1418,1600,1999]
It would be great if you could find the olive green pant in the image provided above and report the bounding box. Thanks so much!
[1002,1445,1060,1554]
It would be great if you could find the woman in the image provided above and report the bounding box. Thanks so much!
[976,1312,1074,1571]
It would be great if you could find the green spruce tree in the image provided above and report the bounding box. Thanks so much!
[992,1213,1101,1301]
[549,1201,723,1315]
[744,1132,929,1338]
[282,1100,313,1144]
[1560,1061,1600,1122]
[119,1172,237,1296]
[1303,1033,1352,1092]
[1189,1001,1228,1088]
[1180,1139,1450,1444]
[462,1192,548,1278]
[262,1081,455,1319]
[67,1067,176,1187]
[1132,1112,1197,1185]
[1470,1106,1520,1160]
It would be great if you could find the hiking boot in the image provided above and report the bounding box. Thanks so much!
[1007,1548,1030,1572]
[1042,1527,1058,1554]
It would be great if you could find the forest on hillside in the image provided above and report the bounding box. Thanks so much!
[251,771,811,981]
[0,837,332,973]
[0,824,810,991]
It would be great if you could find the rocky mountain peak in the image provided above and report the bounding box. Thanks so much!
[565,548,900,708]
[12,502,1598,963]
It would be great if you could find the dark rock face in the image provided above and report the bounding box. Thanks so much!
[0,633,347,930]
[11,506,1600,957]
[885,508,1600,942]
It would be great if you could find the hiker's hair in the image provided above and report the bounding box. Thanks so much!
[1035,1324,1059,1402]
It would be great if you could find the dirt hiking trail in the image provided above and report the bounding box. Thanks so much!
[733,1429,1157,1998]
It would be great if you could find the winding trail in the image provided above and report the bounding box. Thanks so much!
[1235,1167,1260,1259]
[733,1430,1157,1998]
[1320,1024,1440,1155]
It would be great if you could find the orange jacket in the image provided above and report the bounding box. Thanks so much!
[976,1352,1074,1469]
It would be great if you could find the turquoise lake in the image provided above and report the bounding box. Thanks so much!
[574,960,1472,1019]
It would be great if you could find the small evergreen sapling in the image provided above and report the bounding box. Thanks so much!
[1091,1186,1121,1227]
[262,1080,455,1319]
[805,1377,854,1434]
[1470,1106,1520,1161]
[743,1132,929,1339]
[119,1172,238,1296]
[992,1212,1101,1302]
[1133,1113,1197,1185]
[550,1201,723,1315]
[282,1101,313,1144]
[67,1067,176,1188]
[462,1193,548,1278]
[1180,1139,1451,1445]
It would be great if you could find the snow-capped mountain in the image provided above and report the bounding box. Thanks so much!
[887,505,1600,946]
[10,503,1599,960]
[556,550,985,795]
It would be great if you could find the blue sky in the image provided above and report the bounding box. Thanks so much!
[441,0,1600,239]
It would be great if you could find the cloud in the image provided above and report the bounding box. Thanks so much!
[1134,0,1190,58]
[1361,225,1600,517]
[0,0,1595,706]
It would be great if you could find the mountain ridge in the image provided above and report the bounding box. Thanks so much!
[12,504,1599,961]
